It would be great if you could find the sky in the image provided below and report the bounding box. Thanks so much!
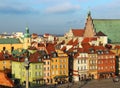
[0,0,120,34]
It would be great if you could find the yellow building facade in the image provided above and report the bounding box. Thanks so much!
[50,50,69,84]
[0,27,31,53]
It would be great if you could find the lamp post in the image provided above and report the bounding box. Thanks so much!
[24,57,30,88]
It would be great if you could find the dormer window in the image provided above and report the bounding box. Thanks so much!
[98,51,101,54]
[44,55,46,59]
[52,52,57,58]
[91,50,94,53]
[47,55,50,58]
[38,58,42,62]
[101,51,103,54]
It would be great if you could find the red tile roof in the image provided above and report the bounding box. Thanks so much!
[82,37,97,43]
[67,39,73,45]
[0,72,14,87]
[114,45,120,49]
[72,29,84,37]
[61,46,66,51]
[0,52,13,60]
[96,31,107,36]
[73,38,79,46]
[46,43,55,54]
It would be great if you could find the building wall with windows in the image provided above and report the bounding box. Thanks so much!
[43,59,51,84]
[0,41,23,53]
[73,53,88,82]
[12,61,44,85]
[88,53,97,79]
[0,60,11,71]
[97,52,116,79]
[50,50,68,84]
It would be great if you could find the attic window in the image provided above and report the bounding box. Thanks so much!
[105,50,109,54]
[44,55,46,59]
[53,52,57,57]
[47,55,50,58]
[91,50,94,53]
[38,58,42,62]
[38,56,42,61]
[98,51,101,54]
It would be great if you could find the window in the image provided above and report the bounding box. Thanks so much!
[84,66,86,70]
[60,65,62,68]
[35,65,39,69]
[3,61,6,64]
[55,65,57,68]
[3,47,6,51]
[81,67,83,70]
[39,65,42,69]
[78,67,80,70]
[3,66,5,70]
[63,70,66,74]
[47,73,49,76]
[44,62,46,65]
[63,64,66,68]
[60,71,62,74]
[52,65,54,69]
[78,60,80,64]
[39,72,42,76]
[47,67,50,70]
[44,67,46,71]
[47,61,50,65]
[84,59,86,63]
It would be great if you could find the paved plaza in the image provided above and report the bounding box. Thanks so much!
[39,78,120,88]
[20,78,120,88]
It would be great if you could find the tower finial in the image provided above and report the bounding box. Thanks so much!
[88,10,91,17]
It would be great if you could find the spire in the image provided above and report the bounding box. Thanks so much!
[88,10,91,17]
[26,26,29,34]
[24,26,30,38]
[83,11,96,37]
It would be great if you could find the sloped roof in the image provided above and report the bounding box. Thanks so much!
[72,29,84,37]
[46,43,55,54]
[82,37,97,43]
[96,31,107,36]
[67,39,73,45]
[93,19,120,43]
[0,72,14,87]
[0,38,21,44]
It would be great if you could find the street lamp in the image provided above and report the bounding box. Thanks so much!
[24,57,30,88]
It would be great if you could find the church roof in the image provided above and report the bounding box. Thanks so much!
[0,38,21,44]
[72,29,84,37]
[93,19,120,43]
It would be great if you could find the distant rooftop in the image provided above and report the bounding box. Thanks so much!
[0,38,21,44]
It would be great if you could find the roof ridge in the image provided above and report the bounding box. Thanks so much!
[93,19,120,20]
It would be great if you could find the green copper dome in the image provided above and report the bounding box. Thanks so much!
[24,26,30,38]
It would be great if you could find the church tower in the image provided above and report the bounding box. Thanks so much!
[83,11,96,37]
[23,26,31,49]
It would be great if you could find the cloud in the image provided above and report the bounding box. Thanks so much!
[0,1,38,14]
[45,2,80,14]
[0,6,34,14]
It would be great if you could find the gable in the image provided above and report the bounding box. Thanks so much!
[72,29,84,37]
[93,19,120,43]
